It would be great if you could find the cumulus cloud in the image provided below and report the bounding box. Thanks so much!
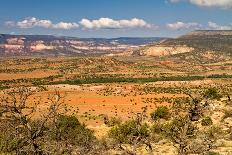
[53,22,79,30]
[207,22,232,30]
[79,17,152,29]
[5,17,153,30]
[5,17,79,30]
[166,21,232,30]
[167,21,202,30]
[170,0,232,9]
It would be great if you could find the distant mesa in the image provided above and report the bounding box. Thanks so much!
[182,30,232,37]
[0,34,164,56]
[137,30,232,58]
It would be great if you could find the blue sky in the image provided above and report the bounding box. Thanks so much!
[0,0,231,38]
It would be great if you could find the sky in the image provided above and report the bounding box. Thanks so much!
[0,0,232,38]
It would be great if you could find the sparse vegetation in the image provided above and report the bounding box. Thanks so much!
[201,116,213,126]
[108,119,149,144]
[204,88,222,100]
[104,116,122,127]
[0,52,231,154]
[150,106,170,121]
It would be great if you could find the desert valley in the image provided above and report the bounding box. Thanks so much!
[0,30,232,154]
[1,0,232,154]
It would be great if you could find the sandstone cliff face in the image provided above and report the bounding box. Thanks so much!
[0,39,55,54]
[140,45,194,56]
[30,43,55,51]
[6,37,25,44]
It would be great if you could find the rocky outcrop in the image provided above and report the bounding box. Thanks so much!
[140,45,194,56]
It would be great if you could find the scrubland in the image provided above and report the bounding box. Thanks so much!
[0,56,232,155]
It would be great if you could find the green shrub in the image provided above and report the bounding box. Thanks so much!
[162,116,197,142]
[151,122,164,134]
[204,88,222,100]
[201,116,213,126]
[0,134,25,153]
[105,117,122,127]
[57,115,81,129]
[108,120,149,144]
[6,138,25,153]
[55,115,96,148]
[150,106,170,121]
[151,121,173,137]
[165,117,197,155]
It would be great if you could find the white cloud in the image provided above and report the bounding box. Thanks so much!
[167,21,202,30]
[170,0,232,9]
[190,0,232,9]
[207,22,232,30]
[79,17,152,29]
[53,22,80,29]
[6,17,153,30]
[5,17,79,30]
[167,21,232,30]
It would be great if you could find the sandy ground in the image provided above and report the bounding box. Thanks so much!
[0,70,58,80]
[22,84,187,127]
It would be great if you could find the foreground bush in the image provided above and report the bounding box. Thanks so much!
[165,116,197,155]
[204,88,222,100]
[108,119,149,144]
[104,116,122,127]
[0,87,98,155]
[150,106,170,121]
[201,116,213,126]
[54,115,96,150]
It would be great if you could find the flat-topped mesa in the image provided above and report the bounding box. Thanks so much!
[140,45,194,56]
[180,30,232,38]
[137,30,232,57]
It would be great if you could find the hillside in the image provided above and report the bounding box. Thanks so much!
[164,30,232,53]
[0,34,164,56]
[138,30,232,63]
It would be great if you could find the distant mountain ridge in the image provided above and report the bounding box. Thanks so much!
[2,30,231,60]
[0,34,165,56]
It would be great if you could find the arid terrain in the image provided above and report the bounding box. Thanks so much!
[0,30,232,155]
